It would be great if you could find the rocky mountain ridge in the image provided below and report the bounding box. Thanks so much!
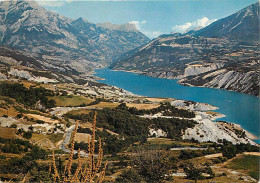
[0,0,150,74]
[194,1,259,41]
[110,2,260,96]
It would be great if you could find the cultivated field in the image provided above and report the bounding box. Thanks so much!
[49,96,94,107]
[126,103,160,110]
[89,102,119,108]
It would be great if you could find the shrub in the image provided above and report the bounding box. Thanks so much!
[29,126,34,131]
[16,113,23,118]
[115,169,144,183]
[0,83,56,108]
[183,162,204,183]
[132,149,176,182]
[23,131,32,139]
[222,145,237,159]
[10,124,17,128]
[36,120,45,124]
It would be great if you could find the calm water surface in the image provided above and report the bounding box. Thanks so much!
[95,68,260,142]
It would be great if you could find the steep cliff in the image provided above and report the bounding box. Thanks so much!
[179,67,259,96]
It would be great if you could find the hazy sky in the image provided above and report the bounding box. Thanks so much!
[39,0,257,38]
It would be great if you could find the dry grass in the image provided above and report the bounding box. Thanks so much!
[147,137,173,144]
[80,123,119,137]
[0,107,18,117]
[31,133,55,149]
[26,114,59,124]
[147,138,203,147]
[205,153,222,158]
[31,133,46,141]
[0,152,22,159]
[0,127,19,139]
[47,133,64,144]
[243,152,260,156]
[230,53,242,56]
[173,175,246,183]
[80,122,93,129]
[206,111,220,115]
[75,133,92,143]
[21,81,36,88]
[126,103,160,110]
[49,96,94,107]
[68,109,92,115]
[90,102,119,109]
[145,97,168,103]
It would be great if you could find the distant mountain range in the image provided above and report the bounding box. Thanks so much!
[97,22,138,32]
[110,2,260,96]
[0,0,150,73]
[0,0,258,96]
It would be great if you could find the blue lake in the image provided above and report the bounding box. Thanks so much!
[95,68,260,142]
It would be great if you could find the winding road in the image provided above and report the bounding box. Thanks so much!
[50,107,100,156]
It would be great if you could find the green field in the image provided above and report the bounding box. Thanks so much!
[226,155,259,180]
[49,96,94,107]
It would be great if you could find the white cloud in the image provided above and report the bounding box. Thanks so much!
[142,31,162,39]
[172,17,217,33]
[33,0,80,7]
[0,0,67,7]
[34,0,138,7]
[128,20,147,30]
[128,20,161,39]
[29,0,206,7]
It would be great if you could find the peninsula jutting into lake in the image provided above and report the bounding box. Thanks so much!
[95,68,260,142]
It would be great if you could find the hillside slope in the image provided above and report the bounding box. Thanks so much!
[110,2,260,96]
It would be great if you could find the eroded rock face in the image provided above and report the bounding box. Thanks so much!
[179,68,259,96]
[149,128,167,138]
[182,118,256,145]
[8,68,58,83]
[183,63,224,78]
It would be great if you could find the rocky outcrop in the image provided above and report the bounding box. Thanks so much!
[179,68,259,96]
[149,128,167,138]
[139,98,257,145]
[8,68,58,83]
[183,63,224,77]
[183,117,256,145]
[168,100,257,145]
[170,100,218,111]
[143,63,225,79]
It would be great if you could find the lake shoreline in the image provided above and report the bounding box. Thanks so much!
[94,68,260,143]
